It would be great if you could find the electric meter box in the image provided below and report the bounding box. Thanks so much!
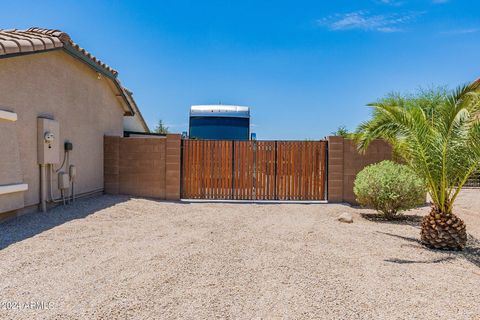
[37,118,60,164]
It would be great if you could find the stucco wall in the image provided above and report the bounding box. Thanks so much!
[0,50,125,212]
[0,119,24,212]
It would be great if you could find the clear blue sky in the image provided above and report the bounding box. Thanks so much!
[2,0,479,139]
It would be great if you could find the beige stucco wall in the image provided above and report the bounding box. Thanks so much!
[0,119,24,212]
[0,50,125,211]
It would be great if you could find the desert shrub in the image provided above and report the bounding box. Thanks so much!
[354,160,425,218]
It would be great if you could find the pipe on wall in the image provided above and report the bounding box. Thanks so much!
[39,164,47,212]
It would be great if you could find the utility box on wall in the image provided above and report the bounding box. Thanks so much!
[37,118,60,164]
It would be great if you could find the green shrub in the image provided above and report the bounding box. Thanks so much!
[354,160,425,218]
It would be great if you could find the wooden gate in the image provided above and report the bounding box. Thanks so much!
[181,140,327,200]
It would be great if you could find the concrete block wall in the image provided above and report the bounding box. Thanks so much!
[327,136,392,204]
[326,136,345,202]
[104,134,181,200]
[165,135,181,200]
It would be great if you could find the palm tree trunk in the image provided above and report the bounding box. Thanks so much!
[420,208,467,250]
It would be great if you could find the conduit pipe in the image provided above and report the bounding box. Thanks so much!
[40,164,47,212]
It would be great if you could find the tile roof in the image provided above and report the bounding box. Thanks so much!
[0,27,117,76]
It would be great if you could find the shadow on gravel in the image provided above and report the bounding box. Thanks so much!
[385,257,456,264]
[379,231,480,269]
[463,235,480,268]
[361,213,423,226]
[0,195,129,251]
[377,232,422,244]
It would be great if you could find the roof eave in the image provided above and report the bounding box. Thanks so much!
[62,45,135,116]
[62,43,117,80]
[123,88,150,132]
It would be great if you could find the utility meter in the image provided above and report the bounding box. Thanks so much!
[37,118,60,164]
[44,131,55,142]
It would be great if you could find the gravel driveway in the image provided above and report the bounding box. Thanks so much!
[0,191,479,319]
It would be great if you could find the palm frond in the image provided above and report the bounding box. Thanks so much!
[356,82,480,213]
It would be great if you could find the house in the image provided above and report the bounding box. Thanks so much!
[0,27,149,216]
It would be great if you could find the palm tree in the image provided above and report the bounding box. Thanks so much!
[356,81,480,250]
[331,125,354,138]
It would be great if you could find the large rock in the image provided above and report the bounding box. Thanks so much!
[338,213,353,223]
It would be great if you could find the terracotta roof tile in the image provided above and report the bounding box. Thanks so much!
[0,27,118,75]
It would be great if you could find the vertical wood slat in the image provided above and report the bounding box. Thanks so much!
[216,141,220,199]
[304,142,309,200]
[280,142,285,200]
[207,140,212,199]
[243,142,247,199]
[212,140,216,198]
[283,142,287,200]
[204,140,209,199]
[236,141,241,200]
[238,141,243,199]
[304,142,308,200]
[277,142,282,200]
[248,141,251,199]
[256,142,261,200]
[213,141,218,199]
[267,142,273,200]
[288,143,292,199]
[288,143,292,200]
[320,141,326,199]
[238,141,242,200]
[182,140,188,198]
[248,141,253,200]
[308,143,317,199]
[221,141,225,199]
[190,140,194,198]
[256,142,262,200]
[192,140,197,199]
[236,141,240,200]
[281,142,285,200]
[232,141,237,199]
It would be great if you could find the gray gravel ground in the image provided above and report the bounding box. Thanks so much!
[0,190,479,319]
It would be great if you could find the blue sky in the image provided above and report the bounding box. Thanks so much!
[2,0,479,139]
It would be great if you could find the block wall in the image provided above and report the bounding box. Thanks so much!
[104,134,181,200]
[327,136,392,204]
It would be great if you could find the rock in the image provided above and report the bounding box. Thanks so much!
[338,213,353,223]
